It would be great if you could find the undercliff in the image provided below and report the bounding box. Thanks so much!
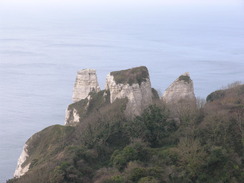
[8,67,244,183]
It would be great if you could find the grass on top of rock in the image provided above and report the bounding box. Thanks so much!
[67,90,111,123]
[178,75,191,83]
[110,66,149,86]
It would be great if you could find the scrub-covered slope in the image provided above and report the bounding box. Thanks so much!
[8,67,244,183]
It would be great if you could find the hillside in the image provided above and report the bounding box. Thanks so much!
[8,67,244,183]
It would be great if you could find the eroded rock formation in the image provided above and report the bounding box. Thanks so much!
[162,72,196,105]
[72,69,100,102]
[14,144,30,178]
[65,66,154,125]
[65,98,89,125]
[66,69,100,125]
[105,66,153,117]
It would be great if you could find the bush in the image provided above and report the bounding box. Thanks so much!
[206,90,225,102]
[138,177,159,183]
[127,105,176,147]
[110,146,138,170]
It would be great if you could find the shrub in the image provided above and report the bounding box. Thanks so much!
[138,177,159,183]
[110,146,138,170]
[126,105,176,147]
[206,90,225,102]
[110,66,149,86]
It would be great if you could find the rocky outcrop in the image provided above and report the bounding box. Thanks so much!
[162,72,196,105]
[66,66,154,124]
[65,107,81,125]
[65,99,89,125]
[66,69,100,125]
[72,69,100,102]
[14,144,30,178]
[65,90,111,125]
[105,66,153,117]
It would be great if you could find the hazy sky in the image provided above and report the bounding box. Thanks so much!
[1,0,243,6]
[1,0,243,14]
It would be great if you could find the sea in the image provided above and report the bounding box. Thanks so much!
[0,1,244,182]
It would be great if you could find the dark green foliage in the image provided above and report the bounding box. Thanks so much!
[178,75,191,83]
[110,66,149,86]
[206,89,225,102]
[67,98,88,119]
[110,140,150,171]
[86,90,111,114]
[103,176,124,183]
[79,98,129,149]
[127,105,177,147]
[8,84,244,183]
[111,146,138,170]
[67,90,111,122]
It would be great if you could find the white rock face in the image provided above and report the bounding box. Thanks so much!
[14,144,30,178]
[162,72,196,105]
[72,69,100,102]
[106,74,153,117]
[65,69,99,125]
[65,108,81,125]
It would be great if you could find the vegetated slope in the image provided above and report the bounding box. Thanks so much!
[8,84,244,183]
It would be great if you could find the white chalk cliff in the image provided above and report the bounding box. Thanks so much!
[72,69,100,103]
[162,72,196,105]
[65,66,154,124]
[105,67,153,117]
[14,144,30,178]
[66,69,100,125]
[65,107,83,125]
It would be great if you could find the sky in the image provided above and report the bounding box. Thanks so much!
[1,0,243,6]
[1,0,243,17]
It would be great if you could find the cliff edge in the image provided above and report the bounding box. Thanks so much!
[106,66,153,117]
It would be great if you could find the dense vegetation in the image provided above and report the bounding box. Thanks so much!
[110,66,149,86]
[8,84,244,183]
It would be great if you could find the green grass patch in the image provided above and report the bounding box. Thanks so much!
[110,66,149,86]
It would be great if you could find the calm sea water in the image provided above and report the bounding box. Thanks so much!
[0,1,244,182]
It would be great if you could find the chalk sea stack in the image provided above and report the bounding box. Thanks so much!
[162,72,196,106]
[106,66,153,117]
[72,69,100,103]
[66,66,154,125]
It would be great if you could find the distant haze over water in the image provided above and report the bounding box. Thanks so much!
[0,1,244,182]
